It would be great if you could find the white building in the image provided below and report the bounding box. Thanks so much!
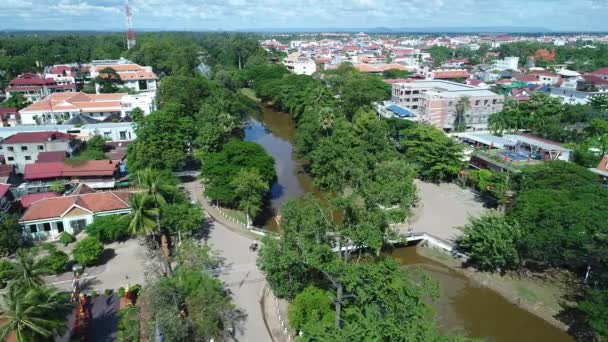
[90,59,157,95]
[0,131,78,173]
[492,57,519,71]
[18,92,155,126]
[283,53,317,75]
[0,122,136,143]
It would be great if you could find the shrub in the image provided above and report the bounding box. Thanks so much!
[72,236,104,266]
[129,284,142,298]
[58,232,76,245]
[118,305,140,342]
[105,288,113,296]
[118,287,126,298]
[39,250,70,274]
[86,215,130,244]
[0,260,14,289]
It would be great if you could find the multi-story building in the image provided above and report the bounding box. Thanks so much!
[0,108,20,127]
[391,80,504,131]
[492,57,519,71]
[0,131,78,173]
[283,52,317,75]
[0,122,136,143]
[91,62,158,94]
[18,92,155,125]
[5,73,76,102]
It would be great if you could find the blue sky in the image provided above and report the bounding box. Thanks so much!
[1,0,606,31]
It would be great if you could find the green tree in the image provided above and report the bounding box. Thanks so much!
[1,92,31,110]
[454,96,471,132]
[86,215,130,243]
[200,139,275,204]
[0,249,48,289]
[399,123,464,182]
[72,236,104,266]
[456,212,523,271]
[429,45,452,66]
[578,288,608,339]
[49,180,65,194]
[161,203,204,243]
[0,285,73,342]
[128,193,159,237]
[94,67,123,93]
[0,213,23,257]
[382,69,412,79]
[230,169,269,226]
[288,286,335,332]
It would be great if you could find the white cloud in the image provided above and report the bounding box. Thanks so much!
[0,0,605,31]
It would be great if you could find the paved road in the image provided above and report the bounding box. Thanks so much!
[183,180,272,342]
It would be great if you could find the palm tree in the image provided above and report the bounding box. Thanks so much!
[128,193,158,237]
[0,249,49,290]
[454,96,471,133]
[318,107,336,136]
[0,285,73,342]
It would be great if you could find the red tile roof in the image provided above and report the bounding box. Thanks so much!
[20,191,131,222]
[515,75,539,83]
[0,165,13,177]
[36,151,67,163]
[2,131,73,144]
[19,192,61,208]
[0,108,17,115]
[433,70,470,79]
[9,74,56,86]
[24,160,118,180]
[590,67,608,76]
[0,183,10,199]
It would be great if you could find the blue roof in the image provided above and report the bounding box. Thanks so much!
[386,104,413,118]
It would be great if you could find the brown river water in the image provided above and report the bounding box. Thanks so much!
[245,105,572,342]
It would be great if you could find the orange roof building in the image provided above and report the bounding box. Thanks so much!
[20,189,132,241]
[91,62,157,94]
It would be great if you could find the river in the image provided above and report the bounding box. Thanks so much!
[244,105,572,341]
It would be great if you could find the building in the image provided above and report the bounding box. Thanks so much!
[5,73,76,102]
[590,67,608,81]
[354,63,412,74]
[91,62,157,94]
[19,189,131,241]
[391,80,504,131]
[0,122,136,143]
[0,108,20,127]
[492,57,519,71]
[23,159,120,192]
[550,87,606,105]
[590,155,608,182]
[18,92,155,125]
[0,183,13,213]
[283,53,317,75]
[464,133,572,172]
[1,131,78,173]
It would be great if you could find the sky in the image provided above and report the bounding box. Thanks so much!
[1,0,607,32]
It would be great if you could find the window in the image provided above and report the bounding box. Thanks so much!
[7,147,13,152]
[7,157,14,161]
[104,132,111,138]
[21,146,28,151]
[29,225,37,233]
[57,222,64,233]
[24,156,31,161]
[43,222,51,232]
[492,99,497,104]
[475,100,480,106]
[70,219,87,233]
[38,145,44,150]
[119,131,127,140]
[448,101,453,106]
[484,100,489,105]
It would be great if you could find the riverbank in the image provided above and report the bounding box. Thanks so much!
[415,243,572,334]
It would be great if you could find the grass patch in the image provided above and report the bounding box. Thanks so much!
[240,88,260,101]
[220,207,248,226]
[516,284,540,303]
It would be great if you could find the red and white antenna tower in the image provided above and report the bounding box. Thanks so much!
[125,0,136,50]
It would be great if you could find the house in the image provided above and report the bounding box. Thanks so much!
[23,159,120,192]
[0,183,13,213]
[5,73,76,102]
[590,155,608,182]
[283,53,317,75]
[0,108,20,127]
[492,57,519,71]
[91,63,158,94]
[0,122,137,143]
[0,165,14,184]
[550,87,606,105]
[530,71,561,86]
[19,189,131,241]
[354,63,412,74]
[19,192,61,209]
[1,131,78,173]
[18,92,155,125]
[589,67,608,81]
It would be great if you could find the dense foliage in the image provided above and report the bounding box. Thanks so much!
[86,214,131,243]
[72,236,104,266]
[0,213,23,257]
